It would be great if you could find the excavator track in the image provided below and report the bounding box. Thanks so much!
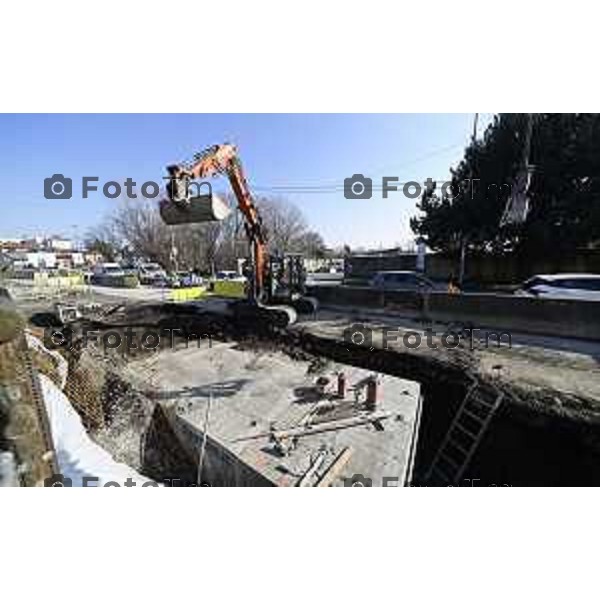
[232,301,297,328]
[293,296,319,316]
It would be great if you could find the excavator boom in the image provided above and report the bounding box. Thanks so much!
[166,144,268,301]
[161,143,318,325]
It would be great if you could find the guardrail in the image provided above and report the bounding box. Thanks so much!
[309,286,600,341]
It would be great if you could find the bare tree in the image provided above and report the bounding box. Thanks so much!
[295,230,327,258]
[87,194,325,272]
[256,197,308,254]
[84,221,121,261]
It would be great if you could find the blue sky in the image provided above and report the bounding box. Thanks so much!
[0,114,493,248]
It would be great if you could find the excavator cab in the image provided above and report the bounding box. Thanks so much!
[267,254,318,315]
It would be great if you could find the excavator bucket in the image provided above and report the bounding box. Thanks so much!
[159,193,231,225]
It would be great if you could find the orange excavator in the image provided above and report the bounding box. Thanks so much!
[159,143,318,326]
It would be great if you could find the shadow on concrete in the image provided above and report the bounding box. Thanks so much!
[292,385,321,404]
[156,378,252,401]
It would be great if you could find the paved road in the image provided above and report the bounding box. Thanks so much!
[88,284,172,302]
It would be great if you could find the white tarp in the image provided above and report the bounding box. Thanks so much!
[39,374,156,487]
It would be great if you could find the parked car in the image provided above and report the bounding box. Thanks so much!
[167,271,203,288]
[215,270,245,282]
[514,274,600,301]
[369,270,437,292]
[138,263,167,286]
[90,262,139,287]
[165,272,181,288]
[91,262,125,283]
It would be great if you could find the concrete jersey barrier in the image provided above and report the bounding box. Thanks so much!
[308,285,600,341]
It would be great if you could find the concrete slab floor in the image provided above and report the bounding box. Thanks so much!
[147,341,421,487]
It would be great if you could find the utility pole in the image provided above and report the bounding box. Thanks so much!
[170,231,178,272]
[458,113,478,287]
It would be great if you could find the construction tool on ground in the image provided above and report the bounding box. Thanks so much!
[233,410,395,444]
[426,381,503,485]
[296,446,329,487]
[315,446,353,487]
[160,143,318,327]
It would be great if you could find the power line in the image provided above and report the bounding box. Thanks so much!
[247,139,467,194]
[249,182,451,194]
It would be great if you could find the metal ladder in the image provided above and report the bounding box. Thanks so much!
[426,381,503,485]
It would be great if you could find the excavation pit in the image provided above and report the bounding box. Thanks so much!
[145,342,422,487]
[37,298,600,487]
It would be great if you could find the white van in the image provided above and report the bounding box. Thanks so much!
[515,274,600,301]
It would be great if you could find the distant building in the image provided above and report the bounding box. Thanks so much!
[1,236,73,252]
[350,246,416,258]
[47,237,73,251]
[25,236,45,249]
[1,236,96,269]
[0,238,37,251]
[55,252,84,269]
[25,251,57,269]
[0,238,24,249]
[83,251,103,266]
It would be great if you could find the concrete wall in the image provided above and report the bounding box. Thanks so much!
[345,254,417,282]
[163,405,274,487]
[199,436,275,487]
[346,249,600,285]
[311,284,385,309]
[426,292,600,340]
[310,286,600,341]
